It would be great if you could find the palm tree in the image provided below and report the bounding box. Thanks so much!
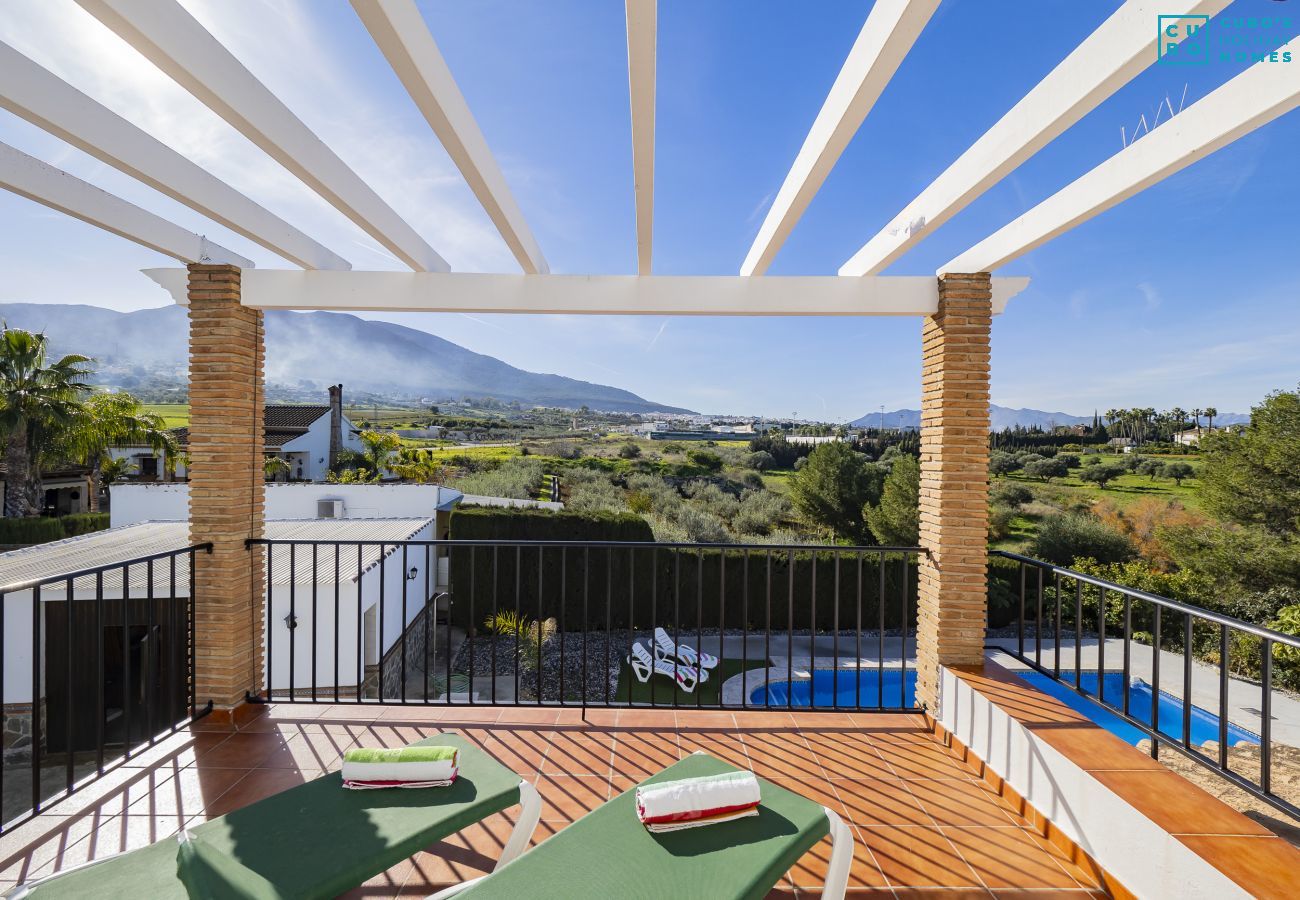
[1190,408,1203,435]
[99,455,136,488]
[1204,406,1217,432]
[0,329,92,517]
[357,430,401,476]
[68,392,176,511]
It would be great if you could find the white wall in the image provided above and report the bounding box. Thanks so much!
[263,520,436,695]
[938,666,1249,900]
[277,412,363,482]
[110,483,462,527]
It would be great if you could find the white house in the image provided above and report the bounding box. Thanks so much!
[0,518,439,750]
[109,482,464,528]
[109,385,364,484]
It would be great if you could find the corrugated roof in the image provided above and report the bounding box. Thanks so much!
[0,519,433,595]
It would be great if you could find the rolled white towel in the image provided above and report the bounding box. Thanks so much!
[636,770,761,831]
[341,746,458,788]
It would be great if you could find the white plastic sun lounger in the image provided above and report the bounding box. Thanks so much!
[654,626,719,671]
[629,641,699,693]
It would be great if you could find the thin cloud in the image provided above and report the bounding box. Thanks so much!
[646,320,668,350]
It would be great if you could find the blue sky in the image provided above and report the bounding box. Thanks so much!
[1,0,1297,420]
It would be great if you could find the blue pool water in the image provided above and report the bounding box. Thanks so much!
[750,669,1258,747]
[1016,671,1259,747]
[752,669,916,709]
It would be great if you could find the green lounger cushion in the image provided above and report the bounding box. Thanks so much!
[458,753,831,900]
[22,734,523,900]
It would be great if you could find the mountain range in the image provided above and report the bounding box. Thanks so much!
[0,303,692,414]
[850,406,1249,431]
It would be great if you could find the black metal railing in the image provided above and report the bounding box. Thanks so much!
[246,539,924,714]
[0,543,213,834]
[992,550,1300,822]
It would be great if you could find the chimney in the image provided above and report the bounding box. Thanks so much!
[328,384,343,470]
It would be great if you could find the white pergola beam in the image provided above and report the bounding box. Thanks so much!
[740,0,940,277]
[841,0,1232,276]
[0,41,346,270]
[625,0,656,275]
[943,37,1300,274]
[352,0,548,275]
[142,268,1030,317]
[77,0,448,273]
[0,142,252,267]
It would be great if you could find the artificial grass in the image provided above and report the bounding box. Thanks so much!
[614,656,769,706]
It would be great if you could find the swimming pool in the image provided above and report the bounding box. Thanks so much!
[1016,670,1259,747]
[750,668,1258,747]
[751,668,916,709]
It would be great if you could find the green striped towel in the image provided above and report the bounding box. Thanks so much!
[343,746,458,764]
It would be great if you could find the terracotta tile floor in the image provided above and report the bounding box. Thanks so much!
[0,705,1108,898]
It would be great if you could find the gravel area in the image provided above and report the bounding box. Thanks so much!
[451,627,911,702]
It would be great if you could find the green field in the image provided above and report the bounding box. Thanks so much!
[990,453,1203,552]
[143,404,190,428]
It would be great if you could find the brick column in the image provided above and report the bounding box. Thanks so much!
[915,273,992,710]
[187,264,265,714]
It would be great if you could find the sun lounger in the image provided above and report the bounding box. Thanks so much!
[629,640,700,693]
[6,734,540,900]
[654,626,720,671]
[435,751,853,900]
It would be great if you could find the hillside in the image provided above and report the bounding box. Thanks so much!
[850,405,1245,431]
[0,303,692,414]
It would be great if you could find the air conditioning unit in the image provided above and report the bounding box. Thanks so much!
[316,498,345,519]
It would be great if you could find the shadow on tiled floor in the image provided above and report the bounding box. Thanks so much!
[0,705,1108,897]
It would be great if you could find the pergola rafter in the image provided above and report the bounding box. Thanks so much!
[0,40,346,270]
[351,0,549,275]
[625,0,657,275]
[76,0,448,273]
[740,0,940,277]
[0,141,251,267]
[839,0,1232,277]
[944,36,1300,274]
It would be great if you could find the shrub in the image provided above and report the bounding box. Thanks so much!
[745,450,775,471]
[449,506,653,542]
[1029,513,1135,566]
[990,482,1032,508]
[0,517,67,545]
[1161,461,1194,484]
[447,457,544,499]
[988,503,1017,541]
[618,442,641,459]
[1056,454,1080,470]
[732,490,791,536]
[59,512,110,537]
[988,451,1020,478]
[1079,464,1125,488]
[1024,458,1069,482]
[686,449,723,473]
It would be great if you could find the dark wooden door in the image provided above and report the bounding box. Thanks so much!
[43,595,190,753]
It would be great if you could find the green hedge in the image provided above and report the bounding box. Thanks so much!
[0,513,111,545]
[0,517,67,544]
[450,506,655,542]
[447,542,920,633]
[60,512,111,537]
